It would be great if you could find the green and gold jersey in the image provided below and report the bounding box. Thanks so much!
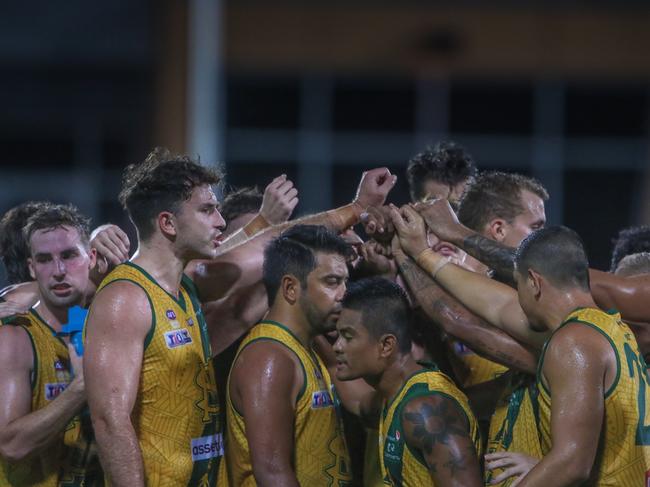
[537,307,650,486]
[224,320,352,486]
[379,366,482,487]
[91,262,221,486]
[448,339,509,387]
[0,310,102,486]
[485,373,542,487]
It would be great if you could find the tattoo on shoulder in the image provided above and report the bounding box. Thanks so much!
[402,397,472,475]
[462,234,515,280]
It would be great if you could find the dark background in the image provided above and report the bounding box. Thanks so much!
[1,0,650,285]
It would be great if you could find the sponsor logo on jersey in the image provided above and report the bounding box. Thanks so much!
[45,382,68,400]
[395,430,400,441]
[166,309,177,320]
[311,390,334,409]
[164,329,193,349]
[187,317,194,327]
[54,360,65,371]
[190,433,224,462]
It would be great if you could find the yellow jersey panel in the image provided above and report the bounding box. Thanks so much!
[379,366,482,487]
[91,263,221,487]
[537,307,650,486]
[485,373,542,487]
[448,340,509,387]
[224,320,352,486]
[1,310,102,487]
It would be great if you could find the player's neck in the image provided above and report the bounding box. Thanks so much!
[543,289,598,332]
[131,241,186,297]
[265,307,313,348]
[34,297,68,331]
[376,354,422,404]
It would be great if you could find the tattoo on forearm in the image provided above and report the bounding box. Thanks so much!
[462,234,515,281]
[396,255,535,373]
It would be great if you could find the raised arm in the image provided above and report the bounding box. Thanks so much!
[217,175,299,252]
[392,241,538,374]
[516,325,606,486]
[229,342,303,486]
[391,205,547,349]
[415,199,517,283]
[0,326,85,462]
[590,269,650,323]
[401,394,483,486]
[84,282,151,487]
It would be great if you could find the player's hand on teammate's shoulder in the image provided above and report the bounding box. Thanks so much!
[353,167,397,210]
[0,300,30,320]
[413,198,462,243]
[260,174,299,225]
[90,223,130,266]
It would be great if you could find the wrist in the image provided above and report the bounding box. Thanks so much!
[417,249,450,279]
[330,204,362,231]
[243,214,271,237]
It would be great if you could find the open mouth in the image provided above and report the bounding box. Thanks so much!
[51,283,72,296]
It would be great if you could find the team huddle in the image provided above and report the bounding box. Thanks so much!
[1,143,649,486]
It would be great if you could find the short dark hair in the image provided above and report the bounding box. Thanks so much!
[220,186,262,223]
[515,226,590,291]
[343,277,412,354]
[263,225,352,305]
[610,225,650,272]
[458,171,549,232]
[119,147,221,240]
[0,201,49,284]
[614,252,650,277]
[406,141,477,202]
[23,203,92,253]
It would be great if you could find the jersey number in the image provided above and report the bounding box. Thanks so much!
[624,342,650,445]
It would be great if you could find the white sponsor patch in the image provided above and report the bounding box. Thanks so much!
[164,329,193,349]
[45,382,68,400]
[190,433,224,461]
[311,390,334,409]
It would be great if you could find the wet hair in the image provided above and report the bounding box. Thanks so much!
[610,225,650,272]
[342,277,412,354]
[0,201,49,284]
[458,171,549,232]
[119,147,221,240]
[220,186,263,223]
[614,252,650,277]
[515,226,590,291]
[23,203,92,253]
[406,141,477,203]
[263,225,353,305]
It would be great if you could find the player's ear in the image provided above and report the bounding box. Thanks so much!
[487,218,507,242]
[158,211,177,238]
[379,333,398,357]
[87,247,97,270]
[27,257,36,280]
[528,269,542,299]
[281,274,300,305]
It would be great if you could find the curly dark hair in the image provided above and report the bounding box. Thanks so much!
[0,201,49,284]
[119,147,221,240]
[458,171,549,233]
[406,141,477,202]
[610,225,650,272]
[23,203,92,252]
[220,186,263,223]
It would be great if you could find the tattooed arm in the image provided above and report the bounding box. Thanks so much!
[401,395,482,486]
[394,251,538,374]
[415,199,516,283]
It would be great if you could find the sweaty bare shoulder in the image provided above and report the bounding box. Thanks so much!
[230,339,304,411]
[85,280,152,339]
[0,325,33,372]
[543,321,616,391]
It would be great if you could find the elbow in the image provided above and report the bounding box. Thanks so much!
[252,459,294,486]
[0,438,32,463]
